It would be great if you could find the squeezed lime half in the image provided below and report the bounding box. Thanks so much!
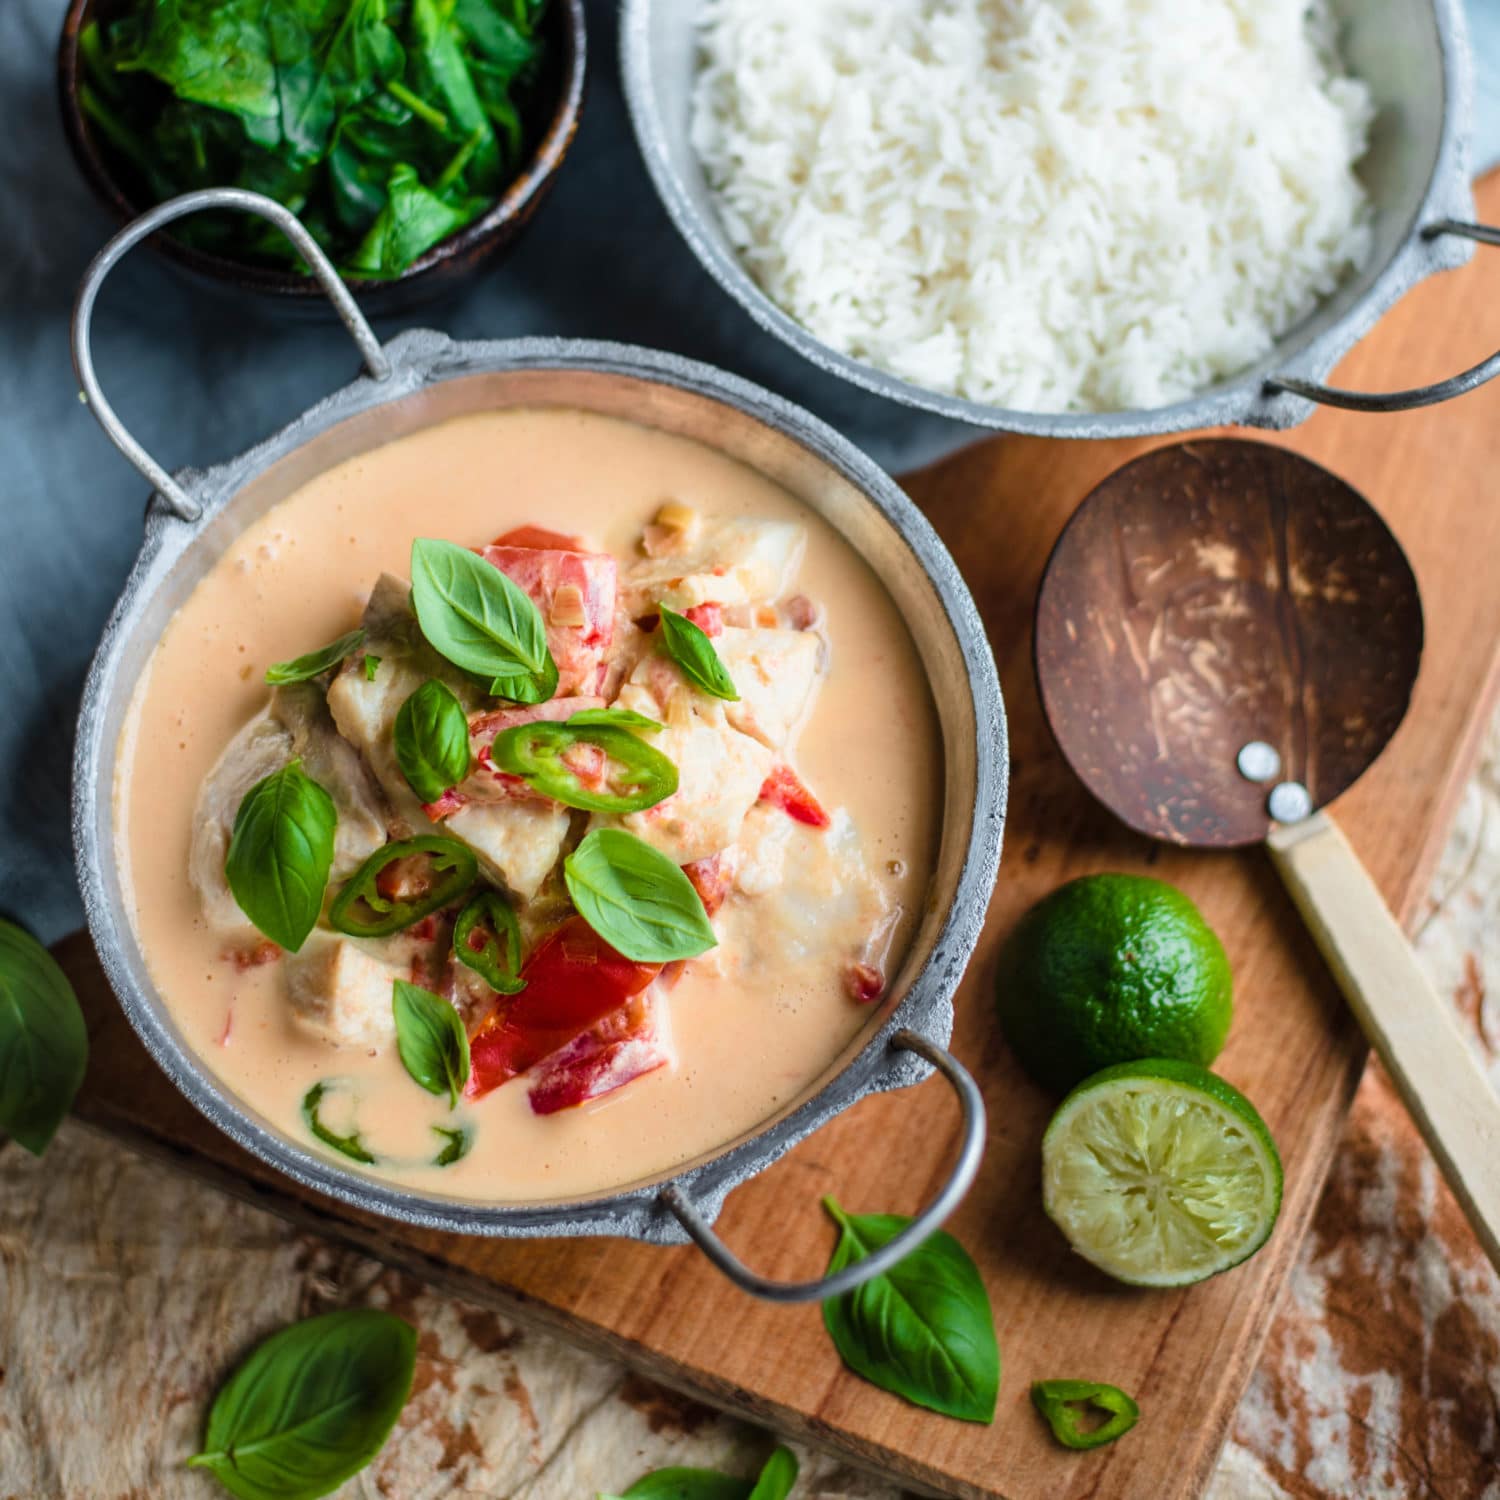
[1042,1059,1282,1288]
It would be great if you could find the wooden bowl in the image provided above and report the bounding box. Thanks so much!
[58,0,587,315]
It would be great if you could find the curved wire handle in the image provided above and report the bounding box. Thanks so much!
[658,1029,986,1303]
[70,188,391,523]
[1267,220,1500,413]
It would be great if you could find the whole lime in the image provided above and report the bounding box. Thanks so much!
[996,873,1232,1092]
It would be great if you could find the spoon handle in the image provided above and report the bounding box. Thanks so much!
[1268,811,1500,1272]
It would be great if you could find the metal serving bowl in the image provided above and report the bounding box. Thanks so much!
[58,0,587,316]
[622,0,1500,436]
[69,189,1007,1302]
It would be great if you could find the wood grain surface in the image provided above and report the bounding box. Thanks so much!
[58,175,1500,1499]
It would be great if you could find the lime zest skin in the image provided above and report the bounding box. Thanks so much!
[1041,1058,1282,1288]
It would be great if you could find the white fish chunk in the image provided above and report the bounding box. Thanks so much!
[714,626,822,749]
[283,932,406,1050]
[590,685,772,865]
[622,518,806,613]
[446,800,573,902]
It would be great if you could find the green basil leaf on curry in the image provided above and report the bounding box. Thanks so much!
[224,759,339,954]
[264,627,367,685]
[394,678,472,804]
[392,978,471,1109]
[659,605,739,701]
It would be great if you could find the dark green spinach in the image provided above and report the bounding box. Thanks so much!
[821,1198,999,1423]
[187,1306,415,1500]
[80,0,551,276]
[0,921,89,1157]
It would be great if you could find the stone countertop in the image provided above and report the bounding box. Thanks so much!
[2,707,1497,1499]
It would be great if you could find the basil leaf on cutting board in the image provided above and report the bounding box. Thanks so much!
[301,1080,378,1165]
[224,760,338,954]
[187,1306,416,1500]
[659,606,739,701]
[394,678,472,803]
[563,829,716,964]
[600,1447,798,1500]
[409,537,557,701]
[821,1197,999,1423]
[264,627,366,684]
[0,920,89,1156]
[392,979,470,1108]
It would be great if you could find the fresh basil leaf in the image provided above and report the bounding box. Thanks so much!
[409,537,556,698]
[392,980,470,1109]
[432,1124,472,1166]
[301,1079,378,1164]
[265,627,367,685]
[363,654,382,682]
[566,707,664,734]
[821,1197,999,1424]
[394,678,472,803]
[225,760,337,954]
[747,1448,798,1500]
[0,920,88,1157]
[186,1306,415,1500]
[1031,1379,1140,1450]
[611,1469,753,1500]
[659,607,739,701]
[563,830,717,964]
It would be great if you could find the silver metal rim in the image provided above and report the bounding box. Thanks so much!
[619,0,1484,436]
[72,321,1007,1249]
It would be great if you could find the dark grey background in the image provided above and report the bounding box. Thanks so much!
[3,0,1497,944]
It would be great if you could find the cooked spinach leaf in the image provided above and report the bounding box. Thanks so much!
[81,0,552,276]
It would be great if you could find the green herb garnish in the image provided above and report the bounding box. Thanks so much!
[600,1446,798,1500]
[392,979,470,1109]
[394,678,472,803]
[658,606,738,701]
[453,889,526,994]
[224,760,338,953]
[300,1079,377,1164]
[409,537,557,702]
[1031,1379,1140,1450]
[432,1124,472,1166]
[187,1307,415,1499]
[490,722,678,813]
[562,829,716,964]
[0,920,89,1157]
[78,0,552,278]
[328,835,477,938]
[821,1197,999,1424]
[264,627,366,685]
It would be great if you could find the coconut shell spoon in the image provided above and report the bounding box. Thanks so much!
[1034,438,1500,1270]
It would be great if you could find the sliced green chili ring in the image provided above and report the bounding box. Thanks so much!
[328,836,478,938]
[432,1125,472,1167]
[1031,1380,1140,1450]
[453,889,526,995]
[301,1080,378,1164]
[489,723,679,814]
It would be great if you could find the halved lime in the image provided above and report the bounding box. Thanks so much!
[1042,1059,1282,1288]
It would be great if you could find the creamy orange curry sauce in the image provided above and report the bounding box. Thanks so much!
[115,407,940,1201]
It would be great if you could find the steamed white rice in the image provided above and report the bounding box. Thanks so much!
[690,0,1376,414]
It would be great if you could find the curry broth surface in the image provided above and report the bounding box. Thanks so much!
[115,407,940,1201]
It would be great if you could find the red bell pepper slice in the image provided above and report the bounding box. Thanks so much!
[465,917,660,1098]
[526,992,671,1115]
[491,525,586,551]
[759,764,831,829]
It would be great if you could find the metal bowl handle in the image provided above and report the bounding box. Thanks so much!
[657,1029,986,1303]
[1267,221,1500,412]
[70,188,391,524]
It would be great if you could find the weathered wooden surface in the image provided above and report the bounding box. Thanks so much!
[2,711,1496,1498]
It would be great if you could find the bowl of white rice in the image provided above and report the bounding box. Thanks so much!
[622,0,1497,436]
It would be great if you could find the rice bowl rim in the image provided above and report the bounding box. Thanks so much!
[621,0,1489,436]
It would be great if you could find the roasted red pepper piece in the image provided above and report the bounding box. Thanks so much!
[683,852,734,917]
[684,601,724,636]
[759,764,831,829]
[526,992,671,1115]
[491,525,587,551]
[465,917,660,1098]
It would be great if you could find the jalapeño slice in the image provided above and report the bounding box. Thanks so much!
[489,722,678,813]
[453,889,526,995]
[328,835,478,938]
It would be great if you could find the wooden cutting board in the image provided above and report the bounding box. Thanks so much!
[57,172,1500,1499]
